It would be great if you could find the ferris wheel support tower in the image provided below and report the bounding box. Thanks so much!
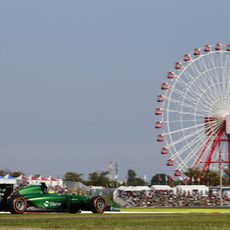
[197,116,230,173]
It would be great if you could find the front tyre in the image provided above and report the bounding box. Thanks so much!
[8,196,27,214]
[91,196,106,213]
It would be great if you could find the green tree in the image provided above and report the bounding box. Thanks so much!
[127,169,136,185]
[34,174,40,179]
[10,171,24,177]
[0,169,6,176]
[201,169,220,186]
[127,169,145,186]
[184,168,201,185]
[223,169,230,186]
[151,173,170,185]
[184,168,221,186]
[87,171,111,187]
[63,172,84,183]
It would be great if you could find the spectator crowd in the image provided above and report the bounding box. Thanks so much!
[115,188,230,207]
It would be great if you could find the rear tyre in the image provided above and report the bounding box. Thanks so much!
[8,196,27,214]
[91,196,106,213]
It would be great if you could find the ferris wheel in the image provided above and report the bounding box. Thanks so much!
[155,43,230,177]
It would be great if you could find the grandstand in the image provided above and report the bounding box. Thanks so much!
[113,185,230,207]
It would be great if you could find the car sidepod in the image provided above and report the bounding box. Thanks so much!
[26,194,68,211]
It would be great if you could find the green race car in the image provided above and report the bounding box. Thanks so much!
[5,183,106,214]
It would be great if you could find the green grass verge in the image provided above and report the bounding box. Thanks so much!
[121,207,230,213]
[1,212,230,230]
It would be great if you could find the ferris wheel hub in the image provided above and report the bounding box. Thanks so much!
[215,103,230,118]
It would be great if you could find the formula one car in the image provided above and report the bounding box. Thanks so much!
[1,183,106,214]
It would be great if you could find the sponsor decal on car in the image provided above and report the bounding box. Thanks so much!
[44,201,62,207]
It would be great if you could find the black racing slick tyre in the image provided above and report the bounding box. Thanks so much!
[8,196,27,214]
[91,196,106,213]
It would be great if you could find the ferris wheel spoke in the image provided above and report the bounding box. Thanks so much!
[192,89,218,109]
[170,86,203,105]
[193,97,217,115]
[165,109,204,117]
[182,100,215,116]
[166,126,206,150]
[163,122,206,137]
[189,57,224,100]
[166,119,221,150]
[184,140,214,168]
[169,86,217,114]
[163,119,204,123]
[171,124,222,169]
[184,144,207,166]
[174,68,209,96]
[174,121,222,161]
[222,55,230,94]
[178,66,223,107]
[167,97,215,116]
[208,53,223,95]
[206,94,230,112]
[188,67,223,102]
[192,82,230,115]
[174,121,222,169]
[221,53,226,87]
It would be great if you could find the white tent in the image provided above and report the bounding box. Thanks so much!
[47,176,62,187]
[16,174,28,185]
[151,185,173,191]
[37,176,48,183]
[176,185,209,195]
[27,175,40,185]
[16,174,28,180]
[0,174,16,184]
[117,186,150,191]
[56,179,63,187]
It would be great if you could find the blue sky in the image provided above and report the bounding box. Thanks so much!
[0,0,230,181]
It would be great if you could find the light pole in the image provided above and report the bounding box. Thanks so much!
[114,162,119,188]
[219,160,227,207]
[220,160,223,207]
[144,174,147,186]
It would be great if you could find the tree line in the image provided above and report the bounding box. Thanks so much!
[151,168,230,187]
[0,168,146,187]
[0,168,228,188]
